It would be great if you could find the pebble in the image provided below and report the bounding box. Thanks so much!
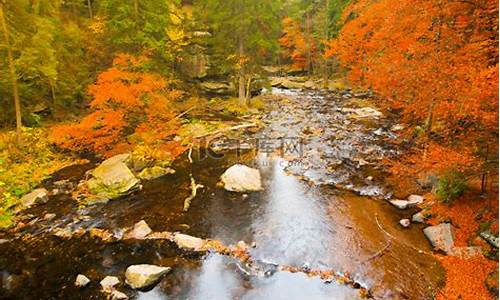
[399,219,411,228]
[75,274,90,287]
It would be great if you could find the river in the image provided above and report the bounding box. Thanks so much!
[0,88,444,299]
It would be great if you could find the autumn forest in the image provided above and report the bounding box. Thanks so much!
[0,0,498,299]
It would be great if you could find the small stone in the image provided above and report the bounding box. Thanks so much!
[251,241,257,248]
[391,124,405,131]
[110,290,129,300]
[100,276,120,291]
[366,176,373,181]
[89,228,114,242]
[412,212,425,223]
[75,274,90,288]
[173,233,206,251]
[389,199,409,209]
[399,219,411,228]
[125,264,171,290]
[43,213,56,221]
[124,220,152,240]
[20,188,49,208]
[480,231,499,248]
[407,195,424,207]
[53,227,72,239]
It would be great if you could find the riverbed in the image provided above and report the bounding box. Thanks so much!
[0,88,444,299]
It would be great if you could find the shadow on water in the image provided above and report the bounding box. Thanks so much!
[0,88,444,300]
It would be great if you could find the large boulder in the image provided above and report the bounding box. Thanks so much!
[423,223,454,253]
[21,188,49,207]
[220,164,263,192]
[87,154,140,200]
[125,264,171,290]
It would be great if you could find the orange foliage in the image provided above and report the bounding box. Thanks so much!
[328,0,498,189]
[50,54,184,158]
[436,255,497,300]
[426,191,498,246]
[329,0,498,129]
[279,17,312,70]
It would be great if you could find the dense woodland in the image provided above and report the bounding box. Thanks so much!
[0,0,498,299]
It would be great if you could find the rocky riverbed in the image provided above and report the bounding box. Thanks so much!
[0,87,445,299]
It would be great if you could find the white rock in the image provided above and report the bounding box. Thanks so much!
[43,213,56,220]
[125,264,171,290]
[480,231,499,248]
[350,107,383,119]
[89,155,140,198]
[399,219,411,228]
[407,195,424,207]
[21,188,49,207]
[100,276,120,291]
[220,164,263,192]
[173,233,205,251]
[411,212,425,223]
[389,199,409,209]
[124,220,152,240]
[75,274,90,287]
[366,176,373,181]
[423,223,454,253]
[391,124,405,131]
[110,290,129,300]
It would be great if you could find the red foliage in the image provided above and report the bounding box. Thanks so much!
[50,54,184,158]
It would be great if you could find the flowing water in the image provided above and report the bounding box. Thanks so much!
[0,88,444,300]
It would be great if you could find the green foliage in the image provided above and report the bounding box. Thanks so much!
[436,169,468,203]
[195,0,283,76]
[0,128,78,228]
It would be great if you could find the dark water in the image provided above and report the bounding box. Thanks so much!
[0,88,443,300]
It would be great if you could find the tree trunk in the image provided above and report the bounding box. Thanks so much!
[245,77,252,103]
[305,11,312,77]
[0,3,22,143]
[323,0,329,88]
[133,0,139,19]
[87,0,93,19]
[238,37,246,103]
